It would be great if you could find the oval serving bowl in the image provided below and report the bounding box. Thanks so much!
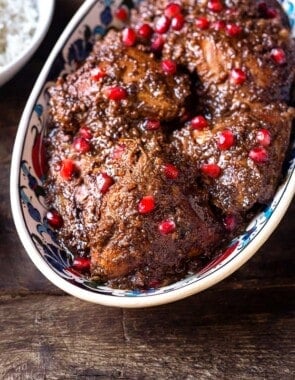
[10,0,295,308]
[0,0,55,87]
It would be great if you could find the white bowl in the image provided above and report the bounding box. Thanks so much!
[10,0,295,308]
[0,0,55,87]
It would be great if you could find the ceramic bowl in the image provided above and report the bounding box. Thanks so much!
[0,0,55,87]
[10,0,295,308]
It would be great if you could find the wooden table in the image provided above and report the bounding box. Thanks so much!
[0,1,294,378]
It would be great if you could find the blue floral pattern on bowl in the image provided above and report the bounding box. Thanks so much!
[16,0,295,300]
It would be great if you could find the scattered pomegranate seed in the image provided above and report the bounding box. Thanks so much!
[163,163,179,179]
[161,59,177,75]
[122,27,137,46]
[270,48,286,65]
[217,129,235,150]
[112,144,126,159]
[171,14,185,30]
[190,115,208,130]
[79,126,92,140]
[151,34,165,52]
[145,119,161,130]
[224,214,237,231]
[158,219,176,235]
[249,147,268,163]
[211,20,226,31]
[230,68,246,85]
[72,257,91,273]
[91,66,107,81]
[97,172,114,194]
[201,163,222,178]
[208,0,224,13]
[105,86,128,101]
[60,159,76,180]
[256,129,271,146]
[259,3,278,19]
[73,137,91,154]
[225,23,242,37]
[195,17,210,30]
[138,195,155,214]
[137,23,153,39]
[115,6,129,22]
[46,209,63,229]
[155,15,171,34]
[266,7,278,18]
[258,2,268,14]
[165,3,182,18]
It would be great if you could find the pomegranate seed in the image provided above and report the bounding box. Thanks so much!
[115,6,129,22]
[201,163,222,178]
[105,86,128,101]
[112,144,126,159]
[91,66,106,81]
[79,126,92,140]
[270,48,286,65]
[225,23,242,37]
[217,129,235,150]
[73,137,91,154]
[230,68,246,85]
[171,14,185,30]
[46,209,63,229]
[249,147,268,163]
[190,115,208,130]
[165,3,182,18]
[208,0,224,13]
[266,7,278,18]
[137,23,153,39]
[138,195,155,214]
[155,15,171,34]
[258,2,268,15]
[224,214,237,231]
[122,27,137,46]
[60,159,76,180]
[158,219,176,235]
[145,119,161,130]
[161,59,177,75]
[256,129,271,146]
[72,257,90,272]
[195,17,210,30]
[211,20,226,31]
[97,172,114,194]
[163,163,179,179]
[151,34,165,52]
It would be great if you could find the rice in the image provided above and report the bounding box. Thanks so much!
[0,0,38,68]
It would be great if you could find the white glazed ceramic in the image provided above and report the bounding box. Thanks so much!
[0,0,55,87]
[10,0,295,308]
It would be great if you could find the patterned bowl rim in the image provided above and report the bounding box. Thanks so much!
[10,0,295,308]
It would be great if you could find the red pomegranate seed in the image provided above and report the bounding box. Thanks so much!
[91,66,106,81]
[112,144,126,159]
[190,115,208,130]
[72,257,91,272]
[266,7,278,18]
[163,163,179,179]
[122,27,137,46]
[225,23,242,37]
[137,23,153,39]
[145,119,161,130]
[270,48,286,65]
[73,137,91,154]
[105,86,128,101]
[208,0,224,12]
[151,34,165,52]
[60,159,76,180]
[165,3,182,18]
[230,68,246,85]
[155,15,171,34]
[138,195,155,214]
[79,126,92,140]
[249,147,268,163]
[224,214,237,231]
[158,219,176,235]
[217,129,235,150]
[211,20,226,31]
[161,59,177,75]
[115,6,129,22]
[171,14,185,30]
[97,172,114,194]
[258,2,268,14]
[195,17,210,30]
[46,209,63,229]
[201,163,222,178]
[256,129,271,146]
